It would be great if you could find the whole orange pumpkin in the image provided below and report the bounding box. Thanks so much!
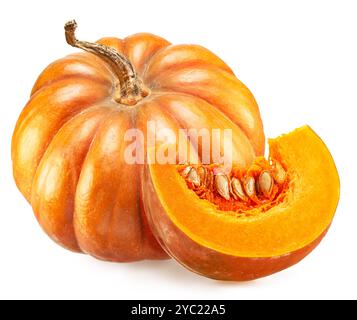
[12,21,264,262]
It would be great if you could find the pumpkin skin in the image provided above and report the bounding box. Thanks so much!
[12,26,264,262]
[143,126,340,280]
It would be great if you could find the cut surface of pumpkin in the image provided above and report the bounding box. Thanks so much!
[143,126,340,280]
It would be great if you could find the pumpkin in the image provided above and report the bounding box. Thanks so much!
[12,21,264,262]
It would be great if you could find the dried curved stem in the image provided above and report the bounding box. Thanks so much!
[64,20,149,106]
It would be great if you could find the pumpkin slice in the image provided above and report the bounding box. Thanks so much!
[143,126,340,280]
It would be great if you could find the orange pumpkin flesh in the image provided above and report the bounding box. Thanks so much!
[143,126,340,280]
[12,21,264,262]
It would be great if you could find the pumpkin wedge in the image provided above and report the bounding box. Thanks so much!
[143,126,340,281]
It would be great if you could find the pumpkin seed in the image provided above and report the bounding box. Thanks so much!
[229,179,237,200]
[215,174,230,200]
[243,176,256,199]
[231,177,248,201]
[274,161,287,184]
[181,166,192,178]
[186,167,201,187]
[197,166,207,185]
[258,171,274,197]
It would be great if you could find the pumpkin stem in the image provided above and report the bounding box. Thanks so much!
[64,20,149,106]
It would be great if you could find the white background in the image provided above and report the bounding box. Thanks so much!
[0,0,356,300]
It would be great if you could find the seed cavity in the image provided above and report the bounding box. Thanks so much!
[180,158,288,210]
